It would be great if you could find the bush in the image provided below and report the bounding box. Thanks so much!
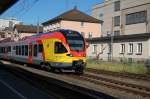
[145,59,150,73]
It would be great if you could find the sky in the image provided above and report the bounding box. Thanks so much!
[0,0,103,25]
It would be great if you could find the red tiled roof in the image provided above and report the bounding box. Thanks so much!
[42,8,103,25]
[14,24,43,33]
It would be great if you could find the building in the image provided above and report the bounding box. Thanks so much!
[87,33,150,62]
[87,0,150,62]
[0,18,21,40]
[92,0,150,36]
[42,8,102,38]
[13,24,43,41]
[0,18,21,30]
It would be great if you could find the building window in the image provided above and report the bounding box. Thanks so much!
[136,43,142,55]
[93,45,97,54]
[128,43,133,54]
[81,22,84,27]
[99,13,104,20]
[120,44,125,54]
[88,32,92,38]
[126,11,147,25]
[114,30,120,36]
[114,16,120,26]
[114,1,120,11]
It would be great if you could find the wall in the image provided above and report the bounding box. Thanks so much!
[121,3,149,35]
[60,20,101,38]
[87,38,150,62]
[92,0,150,36]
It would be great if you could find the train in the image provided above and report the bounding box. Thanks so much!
[0,29,86,74]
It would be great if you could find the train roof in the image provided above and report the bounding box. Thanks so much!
[0,29,81,44]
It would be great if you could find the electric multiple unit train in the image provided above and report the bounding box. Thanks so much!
[0,30,86,74]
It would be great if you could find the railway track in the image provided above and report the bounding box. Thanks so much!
[86,68,150,81]
[65,72,150,98]
[0,60,115,99]
[1,60,150,98]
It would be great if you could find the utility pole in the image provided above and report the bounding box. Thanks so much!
[37,16,39,34]
[111,17,114,61]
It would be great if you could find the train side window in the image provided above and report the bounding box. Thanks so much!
[19,46,21,55]
[13,46,16,50]
[25,45,28,56]
[34,44,37,57]
[38,44,43,52]
[16,46,18,55]
[0,47,1,53]
[22,45,25,56]
[8,46,11,52]
[54,42,67,54]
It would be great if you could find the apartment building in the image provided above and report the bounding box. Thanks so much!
[0,18,21,40]
[0,18,21,30]
[42,8,102,38]
[87,0,150,62]
[92,0,150,36]
[13,24,43,41]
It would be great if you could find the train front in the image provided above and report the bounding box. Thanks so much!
[61,30,86,74]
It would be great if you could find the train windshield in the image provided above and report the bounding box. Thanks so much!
[61,30,85,51]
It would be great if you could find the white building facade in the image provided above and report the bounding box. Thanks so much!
[0,18,21,40]
[92,0,150,36]
[0,18,21,30]
[87,0,150,62]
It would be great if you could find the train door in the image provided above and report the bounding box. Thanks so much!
[32,41,43,65]
[37,44,44,63]
[32,43,38,64]
[28,43,32,63]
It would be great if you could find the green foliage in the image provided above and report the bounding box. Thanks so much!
[87,60,147,74]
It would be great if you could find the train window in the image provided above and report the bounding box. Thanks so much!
[8,46,11,52]
[16,46,18,55]
[34,44,37,57]
[0,47,1,53]
[25,45,28,56]
[22,45,25,56]
[13,46,16,50]
[19,46,21,55]
[38,44,43,52]
[55,42,67,54]
[61,30,85,51]
[7,47,9,52]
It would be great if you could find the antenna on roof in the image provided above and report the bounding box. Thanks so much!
[37,16,39,34]
[74,0,78,10]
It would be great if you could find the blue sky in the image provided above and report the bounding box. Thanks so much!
[0,0,103,25]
